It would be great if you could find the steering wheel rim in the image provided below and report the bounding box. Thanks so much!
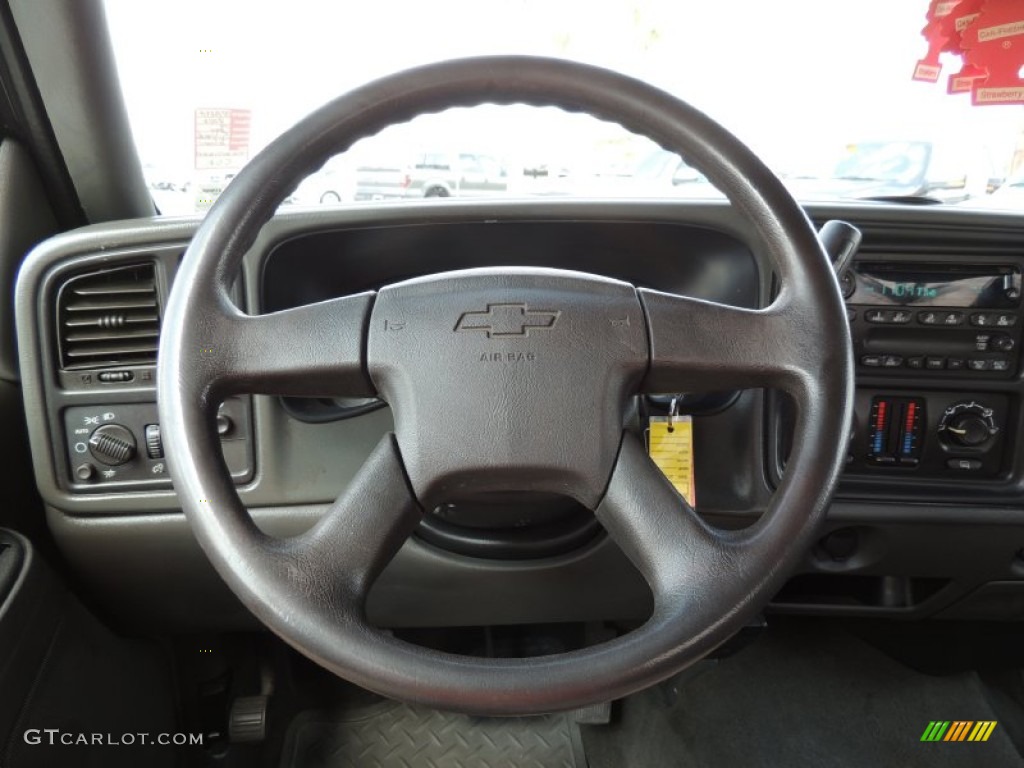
[158,56,853,715]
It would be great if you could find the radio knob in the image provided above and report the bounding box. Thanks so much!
[993,335,1015,352]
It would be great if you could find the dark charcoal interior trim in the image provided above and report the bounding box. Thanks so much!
[15,199,1024,631]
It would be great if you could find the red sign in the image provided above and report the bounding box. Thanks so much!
[963,0,1024,104]
[914,0,1024,104]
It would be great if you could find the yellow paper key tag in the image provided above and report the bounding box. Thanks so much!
[647,416,696,507]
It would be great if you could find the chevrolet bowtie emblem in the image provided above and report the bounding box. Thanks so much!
[455,303,560,338]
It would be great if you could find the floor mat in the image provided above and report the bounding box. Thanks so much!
[582,620,1024,768]
[280,699,584,768]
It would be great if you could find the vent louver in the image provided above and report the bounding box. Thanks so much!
[57,264,160,370]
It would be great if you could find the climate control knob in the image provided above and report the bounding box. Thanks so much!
[938,402,999,448]
[945,415,992,447]
[88,424,137,466]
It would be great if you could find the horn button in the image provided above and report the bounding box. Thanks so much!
[367,268,649,509]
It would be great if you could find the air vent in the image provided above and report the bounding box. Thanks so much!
[57,264,160,370]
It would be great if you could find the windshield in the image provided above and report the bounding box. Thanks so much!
[833,143,931,185]
[102,0,1024,214]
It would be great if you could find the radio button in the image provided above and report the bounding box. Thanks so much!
[968,359,991,371]
[995,313,1017,327]
[882,355,903,368]
[947,358,966,371]
[925,357,946,370]
[865,310,889,324]
[890,310,912,324]
[906,356,925,369]
[991,359,1010,372]
[861,355,882,367]
[944,312,964,326]
[947,458,983,471]
[918,311,940,325]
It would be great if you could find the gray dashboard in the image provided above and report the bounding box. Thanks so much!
[15,199,1024,629]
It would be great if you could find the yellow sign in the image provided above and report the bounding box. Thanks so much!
[648,416,696,507]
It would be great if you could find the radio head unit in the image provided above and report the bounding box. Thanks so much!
[844,262,1022,378]
[843,262,1021,308]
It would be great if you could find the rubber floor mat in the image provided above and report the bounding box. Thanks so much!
[280,699,585,768]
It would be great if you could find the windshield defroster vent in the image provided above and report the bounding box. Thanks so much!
[57,264,160,370]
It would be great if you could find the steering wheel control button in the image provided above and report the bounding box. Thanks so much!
[144,424,164,459]
[74,463,96,482]
[88,424,137,465]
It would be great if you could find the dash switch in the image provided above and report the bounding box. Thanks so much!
[144,424,164,459]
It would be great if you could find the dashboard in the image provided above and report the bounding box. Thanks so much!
[15,200,1024,630]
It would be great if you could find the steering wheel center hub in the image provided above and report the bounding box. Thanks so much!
[367,268,648,509]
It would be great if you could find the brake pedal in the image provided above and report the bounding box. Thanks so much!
[229,695,268,743]
[574,700,612,725]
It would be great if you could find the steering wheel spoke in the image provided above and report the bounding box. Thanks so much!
[596,434,737,614]
[271,435,423,608]
[204,293,376,398]
[640,288,812,394]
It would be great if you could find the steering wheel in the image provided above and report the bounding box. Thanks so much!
[158,56,853,715]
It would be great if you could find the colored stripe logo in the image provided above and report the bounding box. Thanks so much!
[921,721,997,742]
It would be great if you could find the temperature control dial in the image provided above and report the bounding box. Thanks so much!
[938,402,999,448]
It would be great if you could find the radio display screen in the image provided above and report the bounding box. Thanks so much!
[848,263,1022,308]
